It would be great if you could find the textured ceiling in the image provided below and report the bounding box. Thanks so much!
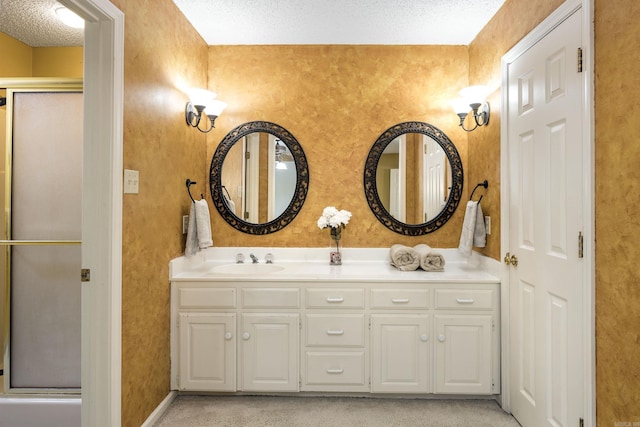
[172,0,507,45]
[0,0,506,48]
[0,0,83,47]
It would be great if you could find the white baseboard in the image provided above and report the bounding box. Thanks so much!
[140,391,177,427]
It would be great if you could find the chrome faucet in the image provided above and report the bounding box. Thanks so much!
[249,253,259,263]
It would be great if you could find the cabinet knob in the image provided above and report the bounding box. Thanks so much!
[420,334,429,342]
[438,334,446,342]
[242,332,251,340]
[225,332,233,340]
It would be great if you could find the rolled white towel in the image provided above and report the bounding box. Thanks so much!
[390,244,420,271]
[414,244,445,272]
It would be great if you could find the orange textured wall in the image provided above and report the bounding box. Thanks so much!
[594,0,640,423]
[32,47,83,78]
[467,0,564,260]
[108,0,209,426]
[207,45,470,248]
[0,33,31,77]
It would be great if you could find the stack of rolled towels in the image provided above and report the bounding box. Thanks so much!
[390,243,445,272]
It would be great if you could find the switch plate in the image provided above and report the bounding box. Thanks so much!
[485,216,491,235]
[123,169,139,194]
[182,215,189,234]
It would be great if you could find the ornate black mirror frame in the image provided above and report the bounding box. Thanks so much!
[210,121,309,234]
[364,121,463,235]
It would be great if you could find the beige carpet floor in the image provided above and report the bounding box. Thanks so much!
[154,395,522,427]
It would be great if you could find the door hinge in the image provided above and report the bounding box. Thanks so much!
[245,151,250,159]
[577,48,583,73]
[492,320,495,331]
[81,268,91,282]
[578,232,584,258]
[579,418,584,427]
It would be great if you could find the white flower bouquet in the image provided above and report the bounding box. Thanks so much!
[318,207,352,265]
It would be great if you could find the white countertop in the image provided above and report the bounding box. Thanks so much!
[170,247,501,284]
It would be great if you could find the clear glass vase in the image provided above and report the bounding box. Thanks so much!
[329,227,342,265]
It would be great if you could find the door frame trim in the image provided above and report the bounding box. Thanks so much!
[59,0,125,426]
[499,0,595,425]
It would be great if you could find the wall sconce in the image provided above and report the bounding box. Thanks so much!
[275,140,288,170]
[450,85,491,132]
[185,88,227,133]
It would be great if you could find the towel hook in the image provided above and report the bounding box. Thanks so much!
[470,180,488,203]
[186,178,196,203]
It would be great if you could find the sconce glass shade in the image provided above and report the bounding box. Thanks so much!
[186,88,216,108]
[204,100,227,117]
[459,85,490,103]
[450,98,471,116]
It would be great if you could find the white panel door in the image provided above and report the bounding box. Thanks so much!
[434,315,493,394]
[241,313,299,392]
[179,313,236,391]
[423,135,447,221]
[371,315,430,393]
[506,9,584,427]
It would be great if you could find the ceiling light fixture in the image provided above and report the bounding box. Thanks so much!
[450,85,491,132]
[55,6,85,29]
[185,88,227,133]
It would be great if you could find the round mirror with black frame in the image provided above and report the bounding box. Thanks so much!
[364,121,463,235]
[210,121,309,234]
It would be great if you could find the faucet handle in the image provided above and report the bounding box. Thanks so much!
[235,253,245,264]
[265,253,274,264]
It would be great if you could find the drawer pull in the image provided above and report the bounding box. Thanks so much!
[225,332,233,340]
[326,368,344,374]
[391,298,410,304]
[456,298,475,304]
[326,297,345,303]
[242,332,251,340]
[326,329,345,336]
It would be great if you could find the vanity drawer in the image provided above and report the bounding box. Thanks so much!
[370,289,429,309]
[178,287,236,309]
[306,288,365,309]
[305,314,365,347]
[305,351,366,385]
[434,289,494,310]
[241,288,300,309]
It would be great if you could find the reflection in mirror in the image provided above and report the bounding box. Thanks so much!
[364,122,463,236]
[376,133,452,224]
[221,133,296,224]
[210,121,309,235]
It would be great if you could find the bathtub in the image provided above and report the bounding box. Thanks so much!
[0,397,81,427]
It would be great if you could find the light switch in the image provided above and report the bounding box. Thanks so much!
[124,169,139,194]
[485,216,491,235]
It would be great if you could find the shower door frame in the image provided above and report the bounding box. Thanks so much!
[2,82,83,395]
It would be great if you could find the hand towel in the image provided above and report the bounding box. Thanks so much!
[224,195,236,215]
[458,200,487,257]
[185,202,199,257]
[185,199,213,257]
[414,244,445,272]
[194,199,213,249]
[389,244,420,271]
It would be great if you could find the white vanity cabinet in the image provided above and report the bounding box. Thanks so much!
[433,287,499,394]
[171,278,500,397]
[301,287,368,392]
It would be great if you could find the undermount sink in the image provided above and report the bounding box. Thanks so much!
[210,263,286,275]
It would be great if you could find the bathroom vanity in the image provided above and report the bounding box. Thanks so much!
[170,248,501,397]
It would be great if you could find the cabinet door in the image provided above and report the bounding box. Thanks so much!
[240,313,299,392]
[371,315,430,393]
[434,315,493,394]
[179,313,236,391]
